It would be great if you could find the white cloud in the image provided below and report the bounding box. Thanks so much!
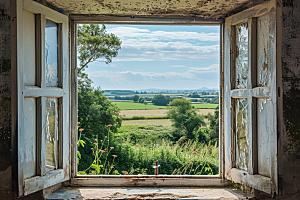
[107,27,219,42]
[87,64,219,84]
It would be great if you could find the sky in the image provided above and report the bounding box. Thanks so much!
[84,25,220,91]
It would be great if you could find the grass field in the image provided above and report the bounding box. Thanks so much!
[192,104,218,109]
[114,101,218,110]
[120,109,215,118]
[114,102,169,110]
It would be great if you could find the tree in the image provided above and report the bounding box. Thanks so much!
[144,101,148,109]
[138,97,145,103]
[152,94,171,106]
[77,24,121,74]
[133,95,139,102]
[168,98,206,140]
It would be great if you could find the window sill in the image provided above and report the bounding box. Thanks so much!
[45,187,254,199]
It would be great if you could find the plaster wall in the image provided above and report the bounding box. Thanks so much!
[279,0,300,196]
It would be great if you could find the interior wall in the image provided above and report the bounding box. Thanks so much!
[0,0,12,194]
[279,0,300,196]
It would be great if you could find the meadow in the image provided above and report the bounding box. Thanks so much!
[114,101,218,110]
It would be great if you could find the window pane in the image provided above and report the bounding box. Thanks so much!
[257,14,270,87]
[45,19,58,87]
[235,98,249,171]
[46,98,59,171]
[235,23,248,89]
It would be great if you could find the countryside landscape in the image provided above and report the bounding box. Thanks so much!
[77,87,219,175]
[76,24,220,176]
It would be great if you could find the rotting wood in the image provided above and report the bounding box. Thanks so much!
[72,177,228,187]
[224,0,277,195]
[15,0,71,197]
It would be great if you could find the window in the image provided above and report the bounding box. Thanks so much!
[224,0,278,195]
[13,0,278,197]
[12,0,69,196]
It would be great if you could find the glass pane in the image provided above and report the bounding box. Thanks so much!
[257,14,270,87]
[45,19,58,87]
[235,98,249,171]
[235,23,249,89]
[46,98,59,171]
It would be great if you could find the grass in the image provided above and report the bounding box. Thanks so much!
[111,125,219,175]
[192,104,219,109]
[114,101,218,110]
[122,119,172,126]
[114,102,169,110]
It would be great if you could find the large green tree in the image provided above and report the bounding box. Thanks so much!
[77,24,121,74]
[168,98,206,140]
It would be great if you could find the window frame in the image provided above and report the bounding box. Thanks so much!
[224,0,277,195]
[11,0,70,196]
[69,16,226,187]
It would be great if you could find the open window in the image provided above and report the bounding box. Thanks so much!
[12,0,279,197]
[12,0,69,196]
[224,0,277,195]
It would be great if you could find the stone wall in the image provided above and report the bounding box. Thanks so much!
[279,0,300,196]
[0,0,12,195]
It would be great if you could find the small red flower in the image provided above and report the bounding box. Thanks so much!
[108,124,113,127]
[110,147,114,149]
[112,155,117,157]
[135,144,140,146]
[122,171,128,175]
[90,148,93,150]
[105,136,107,138]
[100,150,105,153]
[93,143,98,145]
[77,122,80,124]
[100,140,103,142]
[79,128,84,131]
[196,154,200,156]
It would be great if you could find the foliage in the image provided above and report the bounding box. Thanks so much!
[77,24,121,73]
[152,94,174,106]
[168,98,206,140]
[207,106,219,143]
[113,102,168,110]
[133,95,139,102]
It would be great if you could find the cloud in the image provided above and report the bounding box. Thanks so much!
[94,26,220,62]
[107,27,219,41]
[87,64,219,84]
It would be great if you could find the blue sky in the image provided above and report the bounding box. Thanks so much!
[85,25,220,90]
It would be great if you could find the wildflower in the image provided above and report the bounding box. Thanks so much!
[122,171,128,175]
[112,155,117,157]
[90,148,93,150]
[135,144,140,146]
[108,124,112,127]
[110,147,114,149]
[77,122,80,124]
[79,128,84,131]
[100,140,103,142]
[93,143,98,145]
[105,136,107,138]
[195,151,198,153]
[196,154,200,156]
[95,139,97,141]
[192,169,195,171]
[187,162,193,164]
[100,150,105,152]
[104,148,106,151]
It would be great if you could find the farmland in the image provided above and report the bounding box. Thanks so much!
[113,101,218,110]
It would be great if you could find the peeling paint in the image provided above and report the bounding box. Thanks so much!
[39,0,252,19]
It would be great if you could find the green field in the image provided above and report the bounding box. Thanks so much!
[192,104,218,109]
[113,101,218,110]
[113,102,169,110]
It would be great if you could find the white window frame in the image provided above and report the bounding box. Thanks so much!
[11,0,69,196]
[68,17,227,187]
